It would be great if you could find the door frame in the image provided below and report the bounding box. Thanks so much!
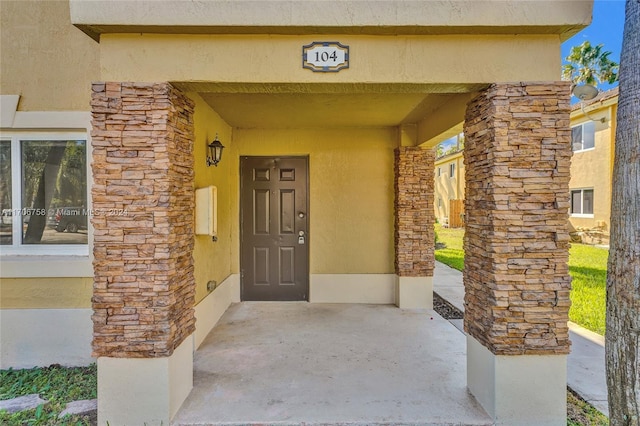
[239,155,310,301]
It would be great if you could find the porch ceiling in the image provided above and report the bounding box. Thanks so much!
[202,92,429,128]
[196,90,475,129]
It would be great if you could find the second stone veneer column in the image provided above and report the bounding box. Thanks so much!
[394,146,435,308]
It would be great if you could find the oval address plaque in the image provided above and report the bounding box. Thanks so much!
[302,42,349,72]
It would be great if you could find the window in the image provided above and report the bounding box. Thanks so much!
[437,198,442,207]
[0,133,88,254]
[571,189,594,216]
[437,167,441,177]
[572,121,596,152]
[0,141,12,245]
[449,163,455,178]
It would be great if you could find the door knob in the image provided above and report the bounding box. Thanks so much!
[298,212,306,218]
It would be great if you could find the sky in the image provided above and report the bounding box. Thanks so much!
[561,0,626,93]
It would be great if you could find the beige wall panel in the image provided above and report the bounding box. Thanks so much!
[0,308,94,368]
[0,277,92,309]
[193,274,240,349]
[188,93,234,304]
[0,0,99,111]
[568,113,614,230]
[97,335,193,425]
[230,128,395,274]
[99,34,560,85]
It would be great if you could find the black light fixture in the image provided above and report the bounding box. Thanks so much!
[206,134,225,167]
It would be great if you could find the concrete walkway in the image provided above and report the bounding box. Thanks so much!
[173,302,492,426]
[433,261,609,417]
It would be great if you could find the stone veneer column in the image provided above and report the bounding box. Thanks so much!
[91,82,196,425]
[394,146,435,309]
[463,82,571,426]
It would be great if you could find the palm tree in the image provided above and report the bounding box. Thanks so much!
[562,41,619,86]
[605,1,640,424]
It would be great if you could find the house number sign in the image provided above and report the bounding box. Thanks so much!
[302,42,349,72]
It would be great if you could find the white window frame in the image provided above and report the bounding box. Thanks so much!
[0,132,90,256]
[571,121,596,153]
[570,188,594,218]
[0,100,92,278]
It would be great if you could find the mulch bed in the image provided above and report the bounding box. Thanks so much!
[433,292,464,320]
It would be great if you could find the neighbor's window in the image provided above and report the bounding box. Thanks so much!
[571,189,594,216]
[437,167,441,177]
[572,121,596,152]
[0,134,88,253]
[0,140,12,245]
[449,163,455,178]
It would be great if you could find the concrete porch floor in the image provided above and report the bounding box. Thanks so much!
[172,302,492,426]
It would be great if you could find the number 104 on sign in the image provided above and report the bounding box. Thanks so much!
[302,42,349,72]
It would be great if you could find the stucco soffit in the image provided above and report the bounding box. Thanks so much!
[70,0,592,41]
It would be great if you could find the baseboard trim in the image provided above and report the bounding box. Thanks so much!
[194,274,240,349]
[309,274,396,304]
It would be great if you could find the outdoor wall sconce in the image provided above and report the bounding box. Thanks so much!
[572,84,606,123]
[206,134,225,167]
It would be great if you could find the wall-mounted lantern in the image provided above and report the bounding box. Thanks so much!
[206,134,225,167]
[571,84,606,123]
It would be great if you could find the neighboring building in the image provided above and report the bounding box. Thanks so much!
[568,87,618,244]
[1,1,593,424]
[433,89,618,242]
[434,134,465,227]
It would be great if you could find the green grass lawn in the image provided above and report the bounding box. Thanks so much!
[436,223,464,271]
[0,364,97,425]
[567,388,609,426]
[567,244,608,335]
[434,225,465,271]
[434,224,608,335]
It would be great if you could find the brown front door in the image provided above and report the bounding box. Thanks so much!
[240,156,309,301]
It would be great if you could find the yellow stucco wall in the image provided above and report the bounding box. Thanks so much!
[434,152,465,222]
[568,103,617,232]
[230,128,396,275]
[0,0,99,111]
[0,277,93,309]
[188,93,234,304]
[98,34,561,86]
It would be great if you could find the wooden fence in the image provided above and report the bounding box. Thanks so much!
[449,199,465,228]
